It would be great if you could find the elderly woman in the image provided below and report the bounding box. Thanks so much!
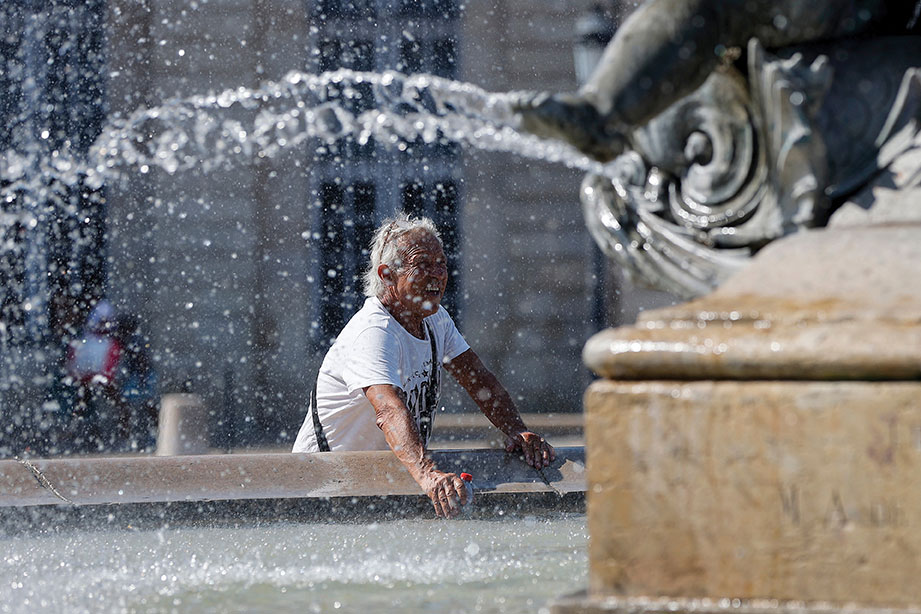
[293,213,554,518]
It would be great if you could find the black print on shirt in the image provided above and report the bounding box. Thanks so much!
[405,358,438,443]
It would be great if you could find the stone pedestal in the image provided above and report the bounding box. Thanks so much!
[156,393,208,456]
[555,225,921,613]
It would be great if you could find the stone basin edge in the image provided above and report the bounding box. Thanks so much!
[0,446,586,508]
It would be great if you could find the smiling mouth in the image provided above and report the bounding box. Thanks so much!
[409,286,443,305]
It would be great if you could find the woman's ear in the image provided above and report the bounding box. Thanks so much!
[378,264,394,286]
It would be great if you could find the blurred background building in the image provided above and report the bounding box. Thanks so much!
[1,0,676,453]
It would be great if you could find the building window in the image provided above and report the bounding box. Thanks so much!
[399,39,424,74]
[314,0,377,20]
[430,0,460,18]
[432,38,457,78]
[432,180,460,318]
[318,39,341,72]
[344,39,375,72]
[0,221,27,339]
[352,182,377,261]
[308,0,463,337]
[0,0,107,346]
[315,37,376,161]
[396,0,459,18]
[318,183,346,343]
[397,35,458,79]
[400,181,426,219]
[317,181,378,344]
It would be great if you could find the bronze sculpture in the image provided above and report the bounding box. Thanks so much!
[517,0,921,297]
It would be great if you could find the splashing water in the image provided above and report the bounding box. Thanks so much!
[1,69,607,227]
[0,67,610,453]
[2,514,588,614]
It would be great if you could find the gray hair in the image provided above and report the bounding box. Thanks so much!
[363,212,442,298]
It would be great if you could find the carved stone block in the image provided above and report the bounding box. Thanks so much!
[555,224,921,613]
[584,379,921,606]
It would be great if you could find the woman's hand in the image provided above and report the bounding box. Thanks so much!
[505,431,555,469]
[419,470,470,518]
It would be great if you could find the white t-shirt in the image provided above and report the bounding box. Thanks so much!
[292,297,470,452]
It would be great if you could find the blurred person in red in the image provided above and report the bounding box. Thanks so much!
[65,299,122,452]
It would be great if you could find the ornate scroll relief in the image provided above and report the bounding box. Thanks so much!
[583,41,834,298]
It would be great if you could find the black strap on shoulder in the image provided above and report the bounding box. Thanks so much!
[310,384,331,452]
[419,321,439,444]
[314,325,438,451]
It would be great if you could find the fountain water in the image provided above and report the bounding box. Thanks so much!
[1,514,588,613]
[1,65,608,453]
[1,69,608,200]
